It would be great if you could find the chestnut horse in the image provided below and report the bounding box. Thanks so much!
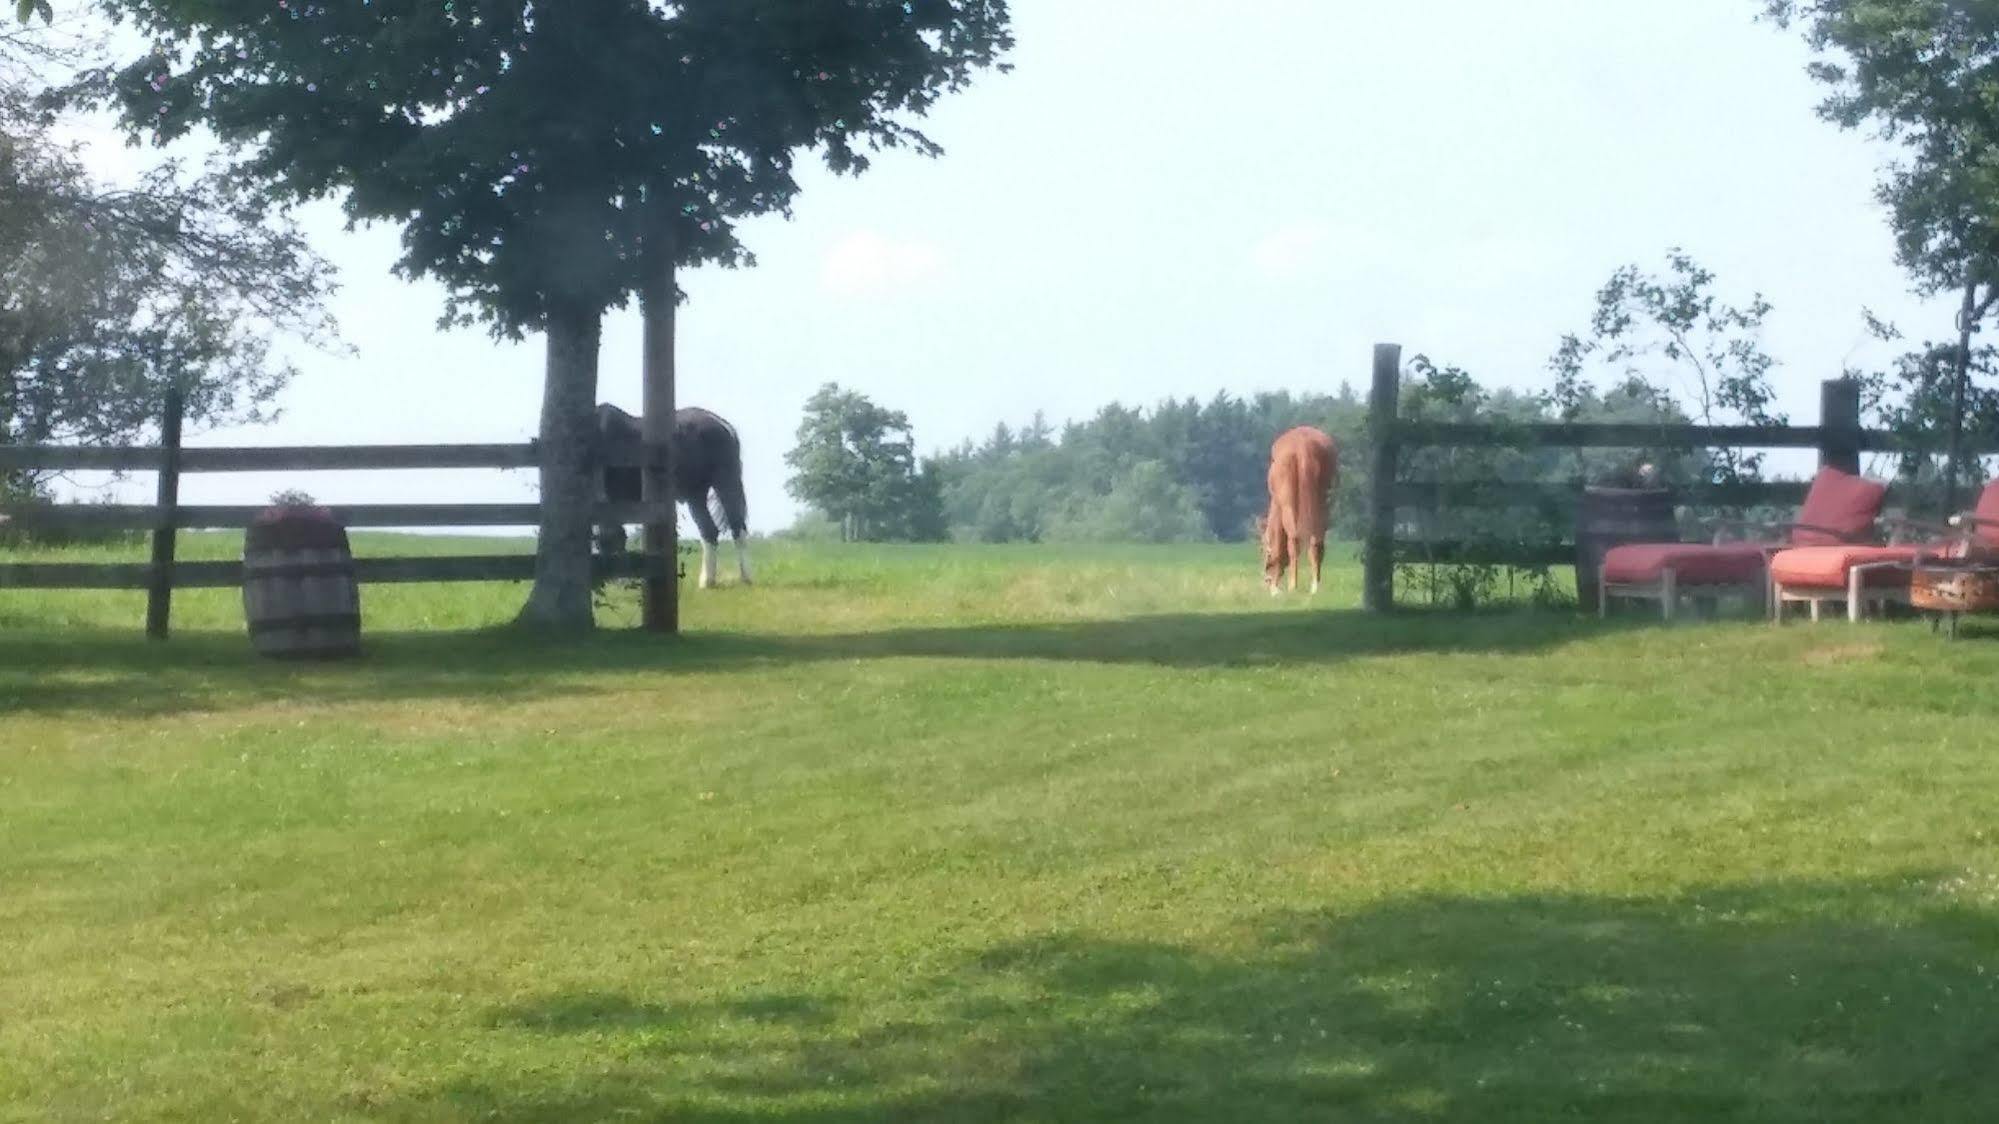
[1259,426,1339,594]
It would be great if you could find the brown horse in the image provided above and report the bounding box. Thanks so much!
[1259,426,1339,594]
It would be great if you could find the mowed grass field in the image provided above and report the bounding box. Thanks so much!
[5,534,1999,1121]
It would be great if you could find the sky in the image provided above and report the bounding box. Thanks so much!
[49,0,1952,532]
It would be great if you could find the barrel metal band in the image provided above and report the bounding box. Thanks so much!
[243,561,358,581]
[246,612,361,637]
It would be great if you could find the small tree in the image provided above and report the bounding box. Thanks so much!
[785,383,944,542]
[1550,249,1783,485]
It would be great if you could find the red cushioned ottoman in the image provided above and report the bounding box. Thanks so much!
[1600,542,1769,586]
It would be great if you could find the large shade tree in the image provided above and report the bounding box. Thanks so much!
[78,0,1012,629]
[1764,0,1999,501]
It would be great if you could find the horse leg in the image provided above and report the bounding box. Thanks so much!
[1310,535,1325,595]
[686,494,722,590]
[597,521,627,556]
[714,475,752,586]
[1290,532,1308,593]
[597,462,638,557]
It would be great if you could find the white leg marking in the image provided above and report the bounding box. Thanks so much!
[1310,579,1320,595]
[735,538,753,585]
[699,540,716,589]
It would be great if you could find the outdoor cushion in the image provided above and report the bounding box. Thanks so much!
[1601,542,1768,586]
[1790,466,1889,545]
[1768,545,1918,591]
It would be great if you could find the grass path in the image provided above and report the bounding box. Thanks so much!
[3,540,1998,1120]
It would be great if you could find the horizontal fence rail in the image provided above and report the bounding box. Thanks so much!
[1396,420,1999,454]
[0,440,679,474]
[0,552,658,591]
[1,501,677,533]
[0,442,537,473]
[1389,541,1576,568]
[1387,479,1814,511]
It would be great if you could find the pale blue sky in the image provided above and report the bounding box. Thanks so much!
[60,0,1943,531]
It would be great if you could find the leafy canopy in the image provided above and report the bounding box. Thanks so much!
[0,129,339,447]
[2,11,337,492]
[79,0,1013,335]
[1763,0,1999,295]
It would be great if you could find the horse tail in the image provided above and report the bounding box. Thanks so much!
[710,417,748,539]
[1323,435,1341,530]
[1290,455,1314,542]
[1294,434,1333,542]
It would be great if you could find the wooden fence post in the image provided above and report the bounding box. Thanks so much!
[146,388,184,641]
[1363,343,1402,613]
[1818,376,1861,476]
[640,244,679,635]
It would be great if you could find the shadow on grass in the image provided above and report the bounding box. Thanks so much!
[389,877,1999,1122]
[488,992,839,1035]
[0,608,1646,719]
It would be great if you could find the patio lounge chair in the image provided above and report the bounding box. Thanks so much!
[1768,478,1999,623]
[1598,465,1889,621]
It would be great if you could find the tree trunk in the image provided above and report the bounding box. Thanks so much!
[1948,281,1979,513]
[514,304,603,632]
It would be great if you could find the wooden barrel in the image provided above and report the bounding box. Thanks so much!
[241,505,361,659]
[1574,486,1678,612]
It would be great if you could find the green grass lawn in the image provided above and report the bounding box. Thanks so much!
[4,536,1999,1121]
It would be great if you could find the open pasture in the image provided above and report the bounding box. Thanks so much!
[4,537,1999,1121]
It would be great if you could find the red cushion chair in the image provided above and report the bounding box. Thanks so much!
[1767,478,1999,622]
[1599,466,1890,621]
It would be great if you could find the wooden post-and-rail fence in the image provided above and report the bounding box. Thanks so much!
[1360,341,1995,613]
[0,392,683,639]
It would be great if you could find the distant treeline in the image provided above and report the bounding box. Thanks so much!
[916,361,1701,546]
